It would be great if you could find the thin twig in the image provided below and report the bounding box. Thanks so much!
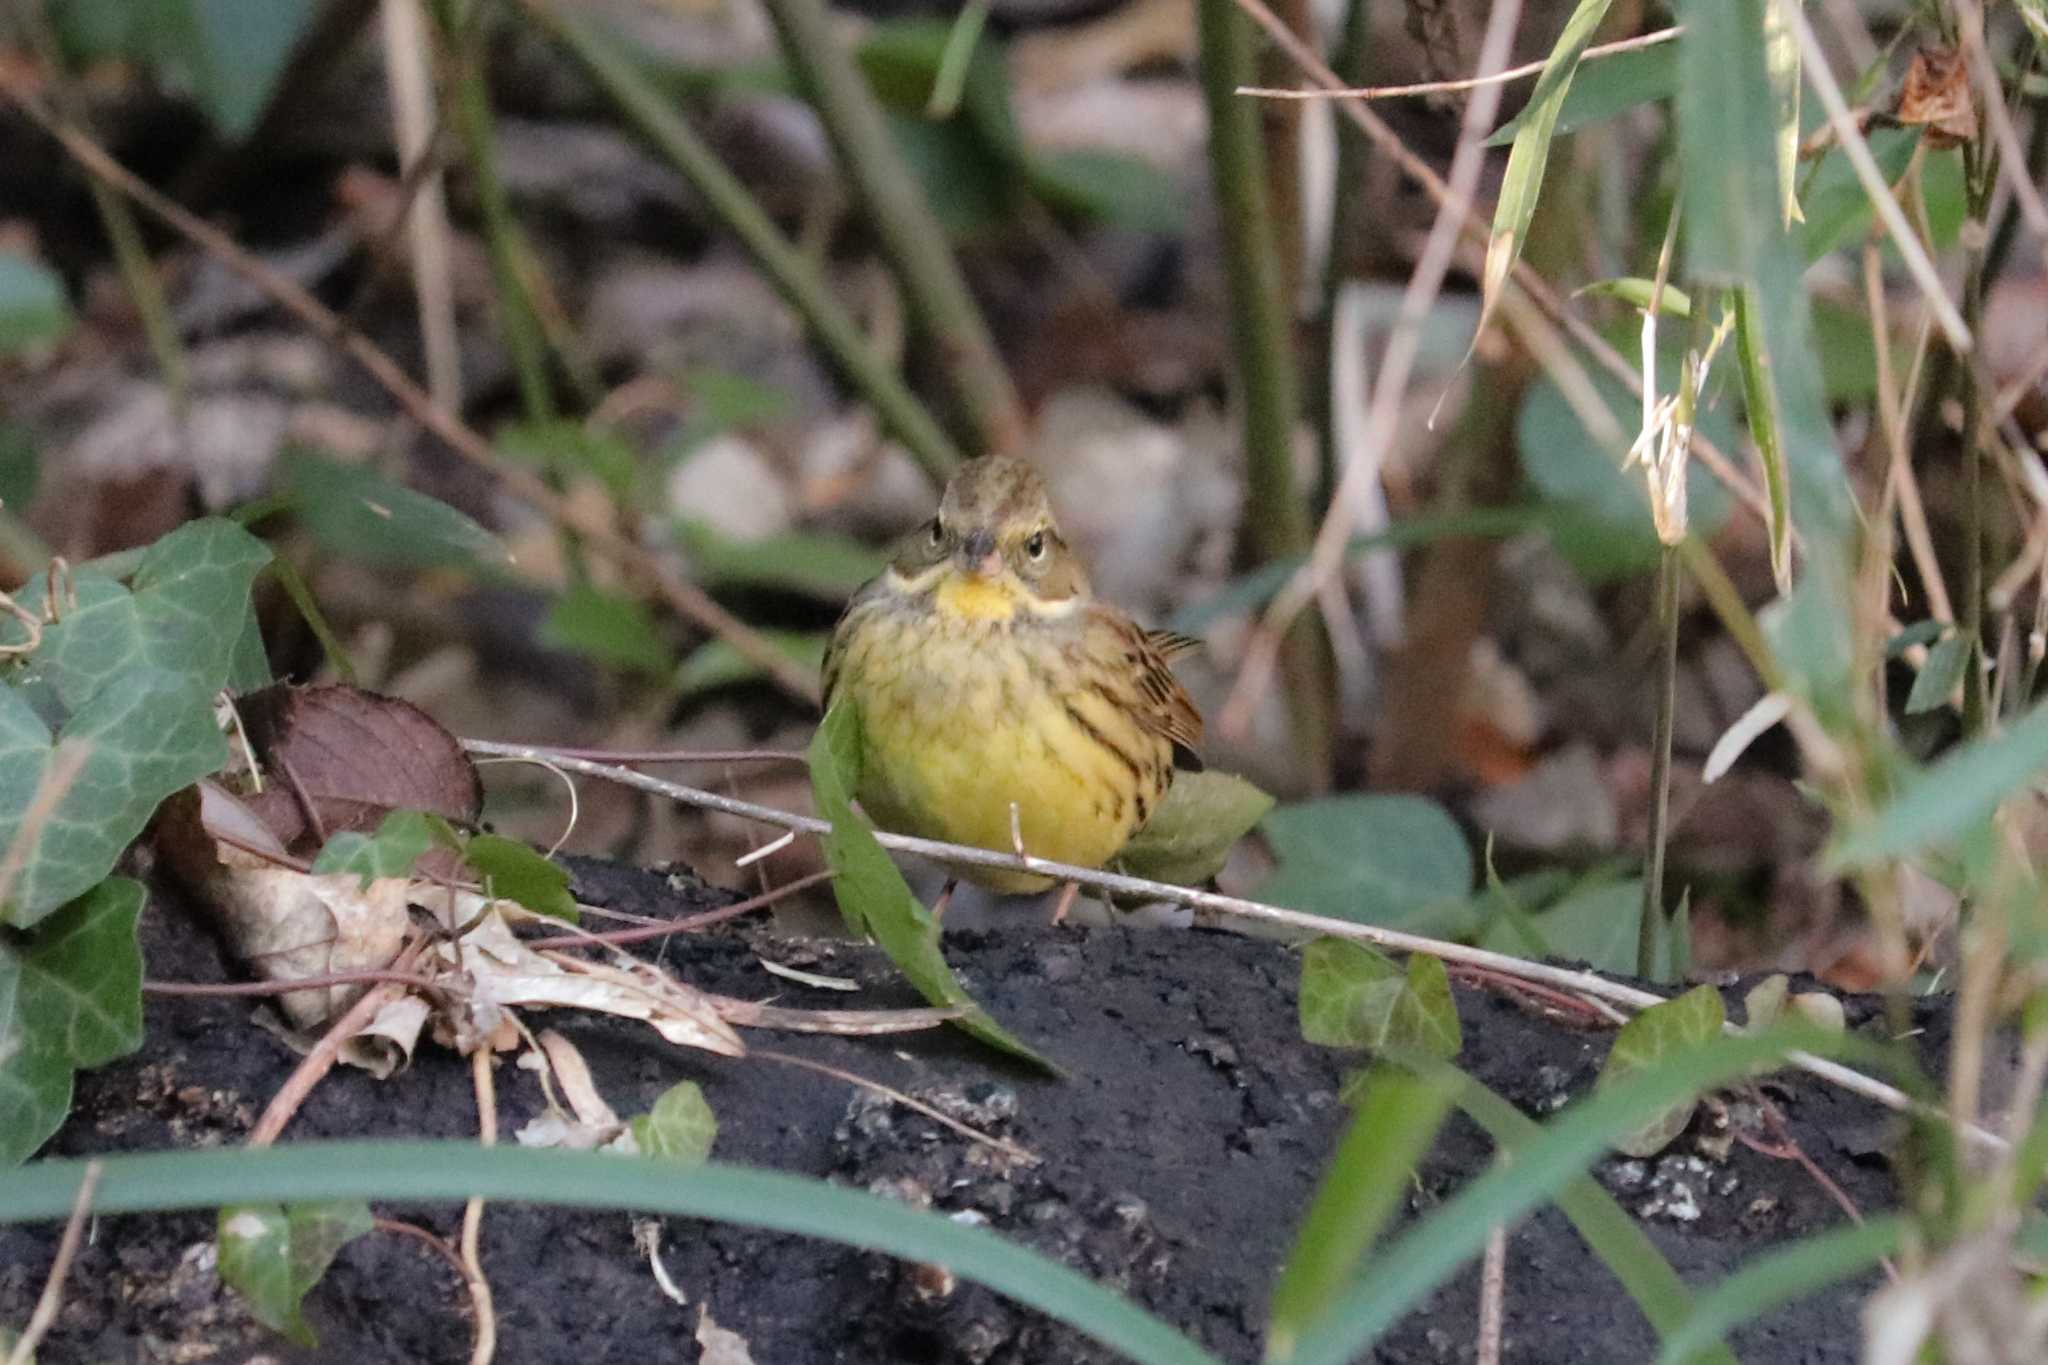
[247,940,426,1147]
[457,737,2007,1153]
[0,84,822,704]
[521,871,833,950]
[1216,0,1523,738]
[377,0,462,413]
[505,745,809,765]
[1476,1219,1506,1365]
[1782,0,1972,352]
[5,1160,101,1365]
[462,1049,499,1365]
[1955,0,2048,265]
[754,1049,1039,1165]
[144,969,453,1004]
[1239,25,1680,103]
[376,1215,497,1356]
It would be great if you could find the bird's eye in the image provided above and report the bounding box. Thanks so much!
[1025,531,1047,560]
[927,519,944,547]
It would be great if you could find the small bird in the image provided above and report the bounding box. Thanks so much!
[822,455,1202,897]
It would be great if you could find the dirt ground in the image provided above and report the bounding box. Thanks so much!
[1,859,1924,1364]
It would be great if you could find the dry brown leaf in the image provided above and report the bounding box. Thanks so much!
[1896,47,1976,149]
[695,1307,758,1365]
[235,683,481,860]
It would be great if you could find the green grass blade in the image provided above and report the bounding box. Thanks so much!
[1478,0,1614,334]
[1653,1215,1905,1365]
[1288,1025,1840,1365]
[1266,1065,1457,1361]
[1732,287,1794,594]
[1,1142,1220,1365]
[1830,698,2048,867]
[1449,1067,1736,1365]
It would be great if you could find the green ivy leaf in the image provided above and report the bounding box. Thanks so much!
[464,835,577,923]
[629,1081,717,1163]
[498,420,639,498]
[311,810,436,888]
[1298,938,1462,1060]
[1259,795,1473,931]
[3,517,271,710]
[278,448,510,571]
[0,250,73,354]
[1597,983,1726,1157]
[1480,876,1643,977]
[217,1198,373,1345]
[0,878,145,1164]
[1113,770,1273,887]
[808,703,1051,1069]
[0,672,228,927]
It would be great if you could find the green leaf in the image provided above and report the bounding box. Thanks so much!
[629,1080,717,1163]
[1298,939,1462,1060]
[0,251,73,354]
[676,631,829,701]
[1266,1066,1456,1361]
[1762,570,1855,719]
[3,517,271,710]
[217,1198,373,1345]
[1732,287,1794,594]
[278,449,510,571]
[1903,634,1969,716]
[1798,128,1920,262]
[1478,0,1614,334]
[1480,875,1643,976]
[1831,699,2048,867]
[1653,1216,1905,1365]
[1259,796,1473,931]
[463,835,577,923]
[1761,0,1801,227]
[1285,1024,1842,1365]
[668,368,793,457]
[0,422,38,510]
[807,704,1051,1068]
[539,584,672,676]
[1675,0,1851,548]
[0,672,228,928]
[498,420,639,498]
[1574,277,1694,318]
[310,810,435,888]
[1487,37,1677,146]
[1597,984,1726,1157]
[678,522,887,601]
[1742,973,1789,1032]
[1112,770,1273,886]
[0,878,145,1164]
[0,1142,1223,1365]
[1029,150,1184,232]
[148,0,320,138]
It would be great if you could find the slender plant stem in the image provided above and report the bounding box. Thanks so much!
[1197,0,1333,786]
[523,0,962,484]
[18,1,189,412]
[440,1,555,424]
[758,0,1024,456]
[1960,144,1995,734]
[1314,0,1373,502]
[1639,544,1680,980]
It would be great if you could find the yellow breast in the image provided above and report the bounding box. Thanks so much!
[833,602,1169,893]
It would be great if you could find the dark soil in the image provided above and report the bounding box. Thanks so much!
[2,859,1931,1364]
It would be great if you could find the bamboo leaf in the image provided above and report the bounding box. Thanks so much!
[1903,634,1970,716]
[1478,0,1615,335]
[1732,287,1795,593]
[1653,1216,1907,1364]
[1830,699,2048,867]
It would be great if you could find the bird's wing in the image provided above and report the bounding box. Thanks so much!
[1089,609,1204,766]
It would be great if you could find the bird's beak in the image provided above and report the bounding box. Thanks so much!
[956,529,1001,579]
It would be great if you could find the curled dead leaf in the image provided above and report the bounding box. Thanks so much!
[1896,47,1976,149]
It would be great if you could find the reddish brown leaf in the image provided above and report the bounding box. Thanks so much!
[1896,47,1976,150]
[233,684,480,856]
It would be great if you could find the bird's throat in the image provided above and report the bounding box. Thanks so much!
[932,573,1019,623]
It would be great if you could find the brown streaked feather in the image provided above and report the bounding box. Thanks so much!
[1087,605,1203,765]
